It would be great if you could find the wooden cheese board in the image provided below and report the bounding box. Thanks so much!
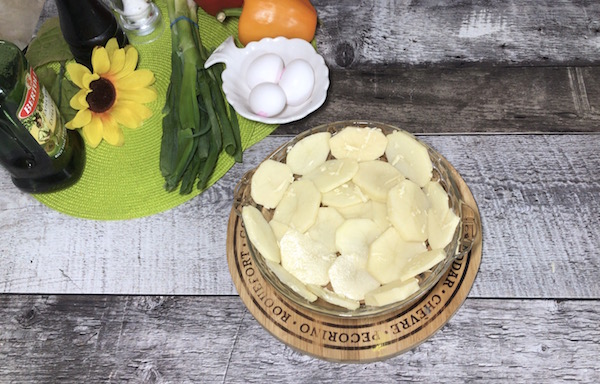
[226,163,482,362]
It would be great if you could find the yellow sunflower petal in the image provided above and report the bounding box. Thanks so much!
[82,72,100,89]
[115,69,155,90]
[66,62,92,89]
[117,87,158,103]
[92,46,111,75]
[69,108,92,128]
[114,46,139,80]
[131,103,153,121]
[119,100,153,122]
[111,104,141,129]
[101,116,125,146]
[69,89,90,110]
[105,38,119,58]
[81,116,103,148]
[108,48,126,75]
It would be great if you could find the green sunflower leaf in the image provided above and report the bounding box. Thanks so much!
[36,64,78,123]
[25,17,72,69]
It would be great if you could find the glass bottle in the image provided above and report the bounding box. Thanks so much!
[55,0,128,69]
[0,40,85,193]
[102,0,164,45]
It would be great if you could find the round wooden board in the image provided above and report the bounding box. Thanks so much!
[226,166,482,363]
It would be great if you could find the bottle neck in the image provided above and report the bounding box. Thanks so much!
[55,0,128,68]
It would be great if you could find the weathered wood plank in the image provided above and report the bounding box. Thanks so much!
[37,0,600,68]
[34,2,600,134]
[313,0,600,68]
[0,295,598,383]
[283,66,600,135]
[1,134,599,298]
[0,295,242,383]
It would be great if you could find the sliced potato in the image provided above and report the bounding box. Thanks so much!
[428,209,460,250]
[328,254,380,301]
[307,284,361,311]
[266,260,318,303]
[250,159,294,209]
[367,227,427,284]
[241,205,281,263]
[272,179,321,233]
[279,229,337,286]
[370,201,392,232]
[307,207,346,254]
[352,160,404,202]
[335,201,371,219]
[335,218,383,261]
[385,130,433,187]
[399,249,446,282]
[269,219,290,243]
[423,180,450,219]
[387,179,430,242]
[303,158,359,193]
[336,201,390,232]
[285,131,331,175]
[321,181,369,208]
[364,278,420,307]
[329,126,388,161]
[424,180,459,250]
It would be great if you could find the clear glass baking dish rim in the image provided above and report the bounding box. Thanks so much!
[232,120,480,318]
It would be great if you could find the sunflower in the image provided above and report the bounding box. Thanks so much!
[65,38,157,147]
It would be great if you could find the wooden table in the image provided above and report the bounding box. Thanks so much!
[1,0,599,382]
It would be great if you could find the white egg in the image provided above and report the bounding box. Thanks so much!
[278,59,315,106]
[245,54,285,89]
[248,83,287,118]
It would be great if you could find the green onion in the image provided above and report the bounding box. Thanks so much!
[161,0,243,194]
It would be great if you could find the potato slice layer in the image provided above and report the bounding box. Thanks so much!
[399,249,446,282]
[268,219,290,243]
[266,260,318,302]
[244,125,459,310]
[385,130,433,187]
[428,209,460,250]
[272,179,321,233]
[279,229,337,286]
[250,159,294,209]
[286,131,331,175]
[353,160,404,202]
[367,227,427,284]
[328,254,380,301]
[307,284,360,311]
[387,179,430,242]
[335,218,383,261]
[307,207,346,254]
[423,180,450,219]
[304,158,359,193]
[241,205,281,263]
[321,182,369,208]
[364,278,420,307]
[329,126,388,161]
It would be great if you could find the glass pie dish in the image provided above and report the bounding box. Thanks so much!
[232,120,480,318]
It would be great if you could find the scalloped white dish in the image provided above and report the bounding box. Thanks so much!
[205,36,330,124]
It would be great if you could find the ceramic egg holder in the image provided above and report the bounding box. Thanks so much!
[205,36,330,124]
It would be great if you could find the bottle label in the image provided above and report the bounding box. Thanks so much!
[17,68,67,159]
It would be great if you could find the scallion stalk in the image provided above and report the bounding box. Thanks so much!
[161,0,243,194]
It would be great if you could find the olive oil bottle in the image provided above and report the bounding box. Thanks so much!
[0,40,84,193]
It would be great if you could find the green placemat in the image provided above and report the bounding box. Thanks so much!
[33,2,277,221]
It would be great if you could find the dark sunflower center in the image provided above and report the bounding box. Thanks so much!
[86,77,116,113]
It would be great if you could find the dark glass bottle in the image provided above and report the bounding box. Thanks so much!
[0,40,85,193]
[55,0,128,69]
